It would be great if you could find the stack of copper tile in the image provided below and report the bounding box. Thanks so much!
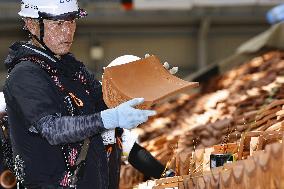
[119,51,284,189]
[136,140,284,189]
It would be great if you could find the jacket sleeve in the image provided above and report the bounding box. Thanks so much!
[33,113,106,145]
[27,66,108,145]
[128,142,165,179]
[4,62,107,145]
[32,67,108,145]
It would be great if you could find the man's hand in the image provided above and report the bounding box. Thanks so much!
[145,53,178,75]
[101,98,157,130]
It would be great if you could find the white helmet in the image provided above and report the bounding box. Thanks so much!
[107,55,141,67]
[18,0,86,19]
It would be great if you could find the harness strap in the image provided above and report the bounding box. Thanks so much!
[69,138,90,187]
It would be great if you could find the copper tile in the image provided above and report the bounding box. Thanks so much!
[102,56,199,109]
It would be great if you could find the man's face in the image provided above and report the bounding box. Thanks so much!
[43,19,76,55]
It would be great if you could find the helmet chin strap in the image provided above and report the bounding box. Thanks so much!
[30,17,61,60]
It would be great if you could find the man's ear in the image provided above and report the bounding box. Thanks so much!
[24,18,39,36]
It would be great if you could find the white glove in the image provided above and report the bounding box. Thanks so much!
[101,98,156,130]
[145,53,178,75]
[121,129,138,157]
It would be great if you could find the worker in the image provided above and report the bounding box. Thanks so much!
[2,0,174,188]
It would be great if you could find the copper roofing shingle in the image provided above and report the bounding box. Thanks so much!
[135,141,283,189]
[102,55,199,109]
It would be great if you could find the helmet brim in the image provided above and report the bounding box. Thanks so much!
[38,8,87,21]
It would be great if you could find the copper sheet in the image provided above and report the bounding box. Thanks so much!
[102,55,199,109]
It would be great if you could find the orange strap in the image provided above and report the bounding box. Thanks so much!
[69,92,84,107]
[116,137,123,149]
[107,146,113,154]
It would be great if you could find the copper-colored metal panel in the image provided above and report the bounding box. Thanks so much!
[102,55,199,109]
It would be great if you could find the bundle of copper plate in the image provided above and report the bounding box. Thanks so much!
[119,51,284,189]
